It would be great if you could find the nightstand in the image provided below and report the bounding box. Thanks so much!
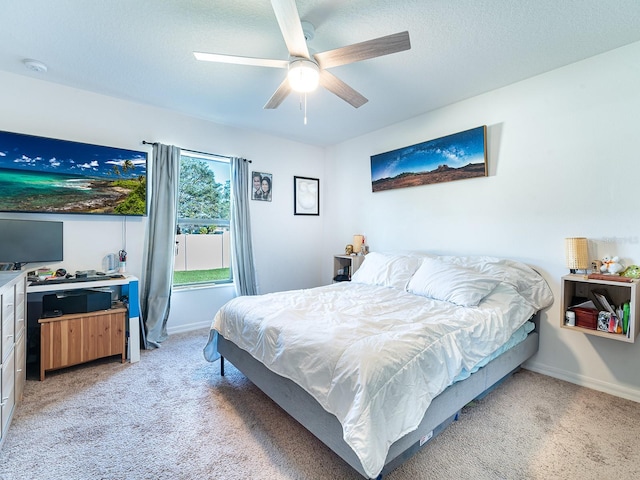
[333,255,365,282]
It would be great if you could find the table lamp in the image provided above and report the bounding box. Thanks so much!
[353,235,364,254]
[565,237,589,274]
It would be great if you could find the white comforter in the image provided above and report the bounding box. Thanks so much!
[207,256,553,478]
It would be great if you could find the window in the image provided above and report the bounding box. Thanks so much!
[173,152,231,287]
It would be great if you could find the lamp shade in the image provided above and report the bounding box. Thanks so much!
[565,237,589,271]
[353,235,364,253]
[287,59,319,93]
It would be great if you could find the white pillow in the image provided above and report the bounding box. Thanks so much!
[437,255,553,310]
[350,252,423,290]
[406,257,500,307]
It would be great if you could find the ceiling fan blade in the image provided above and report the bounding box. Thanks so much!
[319,70,368,108]
[193,52,288,69]
[271,0,310,59]
[314,31,410,70]
[264,78,292,109]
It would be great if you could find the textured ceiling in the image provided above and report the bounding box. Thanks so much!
[2,0,640,146]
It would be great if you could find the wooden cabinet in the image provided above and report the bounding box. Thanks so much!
[333,254,365,282]
[27,275,141,364]
[0,271,26,448]
[39,306,126,380]
[561,274,640,343]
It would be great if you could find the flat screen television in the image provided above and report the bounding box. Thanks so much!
[0,219,63,270]
[0,130,147,216]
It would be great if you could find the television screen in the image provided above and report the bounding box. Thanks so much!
[0,219,63,269]
[0,130,147,216]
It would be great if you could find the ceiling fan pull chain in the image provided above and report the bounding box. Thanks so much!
[304,93,308,125]
[298,92,308,125]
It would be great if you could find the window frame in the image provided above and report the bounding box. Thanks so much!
[173,152,232,288]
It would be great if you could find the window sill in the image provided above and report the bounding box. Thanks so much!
[172,282,235,292]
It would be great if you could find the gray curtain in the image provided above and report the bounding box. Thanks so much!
[230,157,258,296]
[141,143,180,348]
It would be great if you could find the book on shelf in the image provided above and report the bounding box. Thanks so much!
[590,290,616,315]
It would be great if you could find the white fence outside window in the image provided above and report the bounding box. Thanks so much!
[174,232,230,271]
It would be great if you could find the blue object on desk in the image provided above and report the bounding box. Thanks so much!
[121,279,139,318]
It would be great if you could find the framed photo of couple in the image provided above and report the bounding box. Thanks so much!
[252,171,272,202]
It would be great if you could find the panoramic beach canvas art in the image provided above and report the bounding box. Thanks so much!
[370,126,487,192]
[0,130,147,215]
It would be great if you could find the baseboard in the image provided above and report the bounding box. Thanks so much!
[167,320,211,335]
[524,360,640,403]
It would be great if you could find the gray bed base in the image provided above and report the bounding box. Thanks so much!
[216,322,539,479]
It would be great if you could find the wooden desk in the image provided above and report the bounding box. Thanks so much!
[38,306,127,380]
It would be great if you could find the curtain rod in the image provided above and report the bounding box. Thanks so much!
[141,140,251,162]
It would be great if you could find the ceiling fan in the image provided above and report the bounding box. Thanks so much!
[193,0,411,110]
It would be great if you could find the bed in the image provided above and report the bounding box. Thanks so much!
[203,252,553,479]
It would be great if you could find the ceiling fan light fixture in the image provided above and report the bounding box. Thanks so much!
[287,59,319,93]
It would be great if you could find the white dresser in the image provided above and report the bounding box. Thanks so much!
[0,271,27,448]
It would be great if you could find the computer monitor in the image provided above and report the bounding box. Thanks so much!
[0,218,63,270]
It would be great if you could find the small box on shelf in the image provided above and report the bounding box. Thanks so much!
[571,307,598,330]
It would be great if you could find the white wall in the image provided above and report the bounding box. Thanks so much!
[0,70,325,333]
[323,41,640,402]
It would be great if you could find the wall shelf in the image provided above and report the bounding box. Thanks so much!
[561,274,639,343]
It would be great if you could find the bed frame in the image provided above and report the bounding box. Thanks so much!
[216,316,539,479]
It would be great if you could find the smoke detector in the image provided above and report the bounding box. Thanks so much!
[23,59,48,73]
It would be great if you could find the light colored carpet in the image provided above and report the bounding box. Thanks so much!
[1,328,639,480]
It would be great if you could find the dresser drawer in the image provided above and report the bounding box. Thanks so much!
[15,334,26,403]
[15,279,26,338]
[14,279,25,310]
[2,285,15,322]
[2,308,15,364]
[1,348,16,436]
[0,296,16,363]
